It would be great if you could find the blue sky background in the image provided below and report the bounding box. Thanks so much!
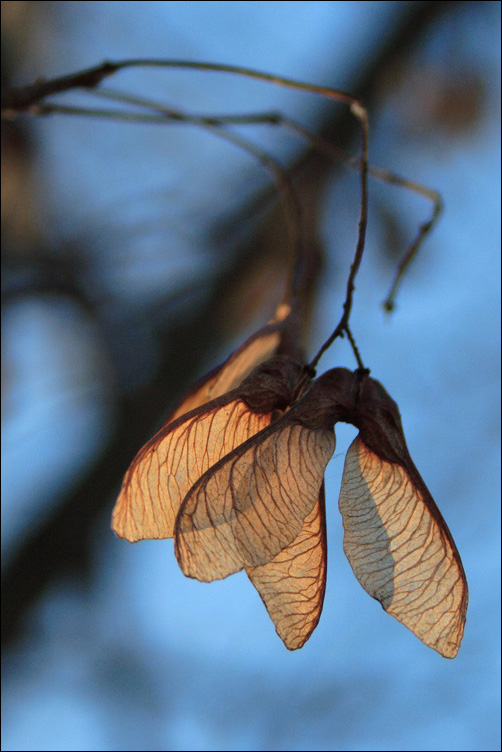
[2,2,500,751]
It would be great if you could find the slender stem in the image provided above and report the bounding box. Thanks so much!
[345,326,366,371]
[382,189,442,311]
[111,59,358,107]
[1,61,118,112]
[1,58,357,114]
[308,103,369,370]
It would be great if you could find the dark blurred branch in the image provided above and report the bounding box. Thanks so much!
[1,0,459,648]
[1,60,117,111]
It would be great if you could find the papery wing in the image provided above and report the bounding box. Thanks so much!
[175,418,335,582]
[112,397,271,542]
[338,435,468,658]
[168,303,293,421]
[247,483,327,650]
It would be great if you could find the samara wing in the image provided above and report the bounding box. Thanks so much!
[112,355,304,542]
[338,374,468,658]
[247,483,328,650]
[175,368,355,583]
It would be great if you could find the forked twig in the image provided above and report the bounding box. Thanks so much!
[2,58,440,367]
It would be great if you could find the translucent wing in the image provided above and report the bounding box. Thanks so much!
[112,354,305,542]
[113,301,295,537]
[112,396,271,541]
[339,431,468,658]
[247,483,327,650]
[170,303,327,648]
[175,416,335,581]
[242,369,351,649]
[168,302,294,421]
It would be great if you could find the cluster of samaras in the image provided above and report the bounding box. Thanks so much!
[112,304,467,657]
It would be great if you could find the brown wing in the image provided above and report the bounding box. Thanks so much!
[246,483,327,650]
[112,354,306,542]
[175,417,335,582]
[168,302,293,421]
[338,435,468,658]
[242,371,351,649]
[112,397,271,541]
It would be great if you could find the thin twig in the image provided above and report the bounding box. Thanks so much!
[308,102,369,370]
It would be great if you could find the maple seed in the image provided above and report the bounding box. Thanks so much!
[174,367,468,658]
[113,344,467,657]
